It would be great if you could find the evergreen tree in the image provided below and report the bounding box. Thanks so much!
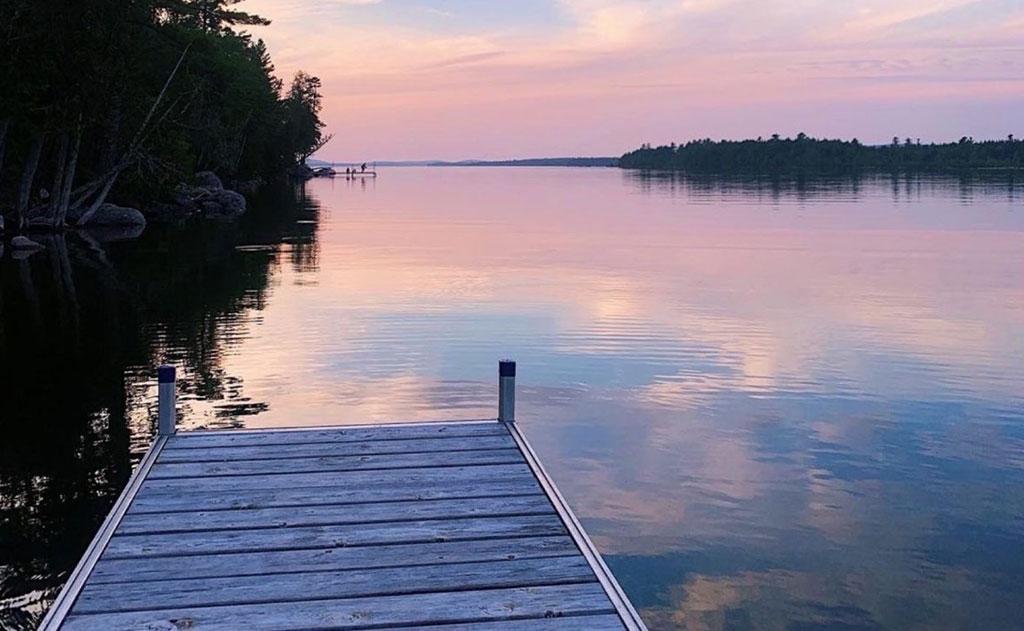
[0,0,330,231]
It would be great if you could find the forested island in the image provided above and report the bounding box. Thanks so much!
[619,134,1023,173]
[0,0,329,241]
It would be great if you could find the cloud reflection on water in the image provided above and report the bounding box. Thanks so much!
[174,168,1021,629]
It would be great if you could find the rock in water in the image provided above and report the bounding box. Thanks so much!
[157,181,247,221]
[86,203,147,227]
[194,171,224,190]
[204,189,246,217]
[11,235,44,250]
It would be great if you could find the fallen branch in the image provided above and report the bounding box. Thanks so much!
[76,43,191,226]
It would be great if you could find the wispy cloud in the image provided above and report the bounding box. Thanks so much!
[419,51,506,70]
[241,0,1024,159]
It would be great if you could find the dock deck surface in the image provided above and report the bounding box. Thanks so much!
[43,420,645,630]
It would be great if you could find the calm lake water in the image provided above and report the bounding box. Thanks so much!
[1,168,1023,630]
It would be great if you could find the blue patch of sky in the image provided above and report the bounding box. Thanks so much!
[326,0,570,36]
[884,0,1021,33]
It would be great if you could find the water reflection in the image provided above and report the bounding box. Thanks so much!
[0,185,321,628]
[1,169,1022,629]
[627,170,1020,206]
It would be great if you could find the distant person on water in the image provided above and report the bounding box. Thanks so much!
[361,163,367,172]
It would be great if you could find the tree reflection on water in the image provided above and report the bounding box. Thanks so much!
[0,184,320,629]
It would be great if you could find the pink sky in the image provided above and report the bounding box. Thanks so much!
[242,0,1024,161]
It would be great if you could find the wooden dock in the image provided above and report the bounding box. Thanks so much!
[41,362,646,630]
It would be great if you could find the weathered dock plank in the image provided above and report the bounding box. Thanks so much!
[129,475,541,513]
[398,616,630,630]
[74,556,596,613]
[149,446,524,478]
[104,514,568,558]
[117,494,554,534]
[156,433,516,463]
[41,363,645,630]
[87,535,580,584]
[139,462,534,493]
[164,421,505,449]
[60,583,616,630]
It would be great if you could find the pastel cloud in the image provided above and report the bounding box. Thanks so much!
[240,0,1024,159]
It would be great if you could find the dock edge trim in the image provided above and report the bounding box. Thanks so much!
[39,435,169,630]
[505,421,648,631]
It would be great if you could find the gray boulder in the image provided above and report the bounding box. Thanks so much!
[11,247,39,260]
[203,189,246,217]
[85,203,147,227]
[194,171,224,190]
[159,181,247,221]
[173,184,204,206]
[11,235,44,250]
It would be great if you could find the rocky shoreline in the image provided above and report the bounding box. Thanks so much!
[145,171,252,224]
[2,171,256,253]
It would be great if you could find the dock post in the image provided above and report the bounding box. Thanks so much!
[498,360,516,423]
[157,365,177,436]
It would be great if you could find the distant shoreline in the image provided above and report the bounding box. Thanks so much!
[315,158,618,168]
[618,135,1023,173]
[315,135,1024,174]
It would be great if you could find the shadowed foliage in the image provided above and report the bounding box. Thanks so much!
[0,0,327,231]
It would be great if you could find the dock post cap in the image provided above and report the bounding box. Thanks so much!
[498,359,516,423]
[157,365,177,436]
[157,365,176,383]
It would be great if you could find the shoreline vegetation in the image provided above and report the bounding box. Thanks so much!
[0,0,328,246]
[619,134,1023,173]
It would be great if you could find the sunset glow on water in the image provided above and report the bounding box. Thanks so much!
[153,169,1023,628]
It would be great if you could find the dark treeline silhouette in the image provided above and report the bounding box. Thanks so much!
[619,133,1023,173]
[0,0,329,233]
